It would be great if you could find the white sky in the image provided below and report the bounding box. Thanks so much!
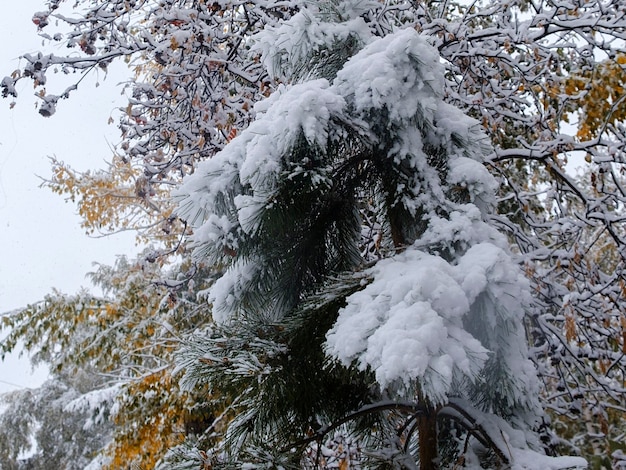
[0,2,137,393]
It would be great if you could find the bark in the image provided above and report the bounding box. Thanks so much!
[418,409,438,470]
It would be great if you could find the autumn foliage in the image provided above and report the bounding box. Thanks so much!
[564,54,626,140]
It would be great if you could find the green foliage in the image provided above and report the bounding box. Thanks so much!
[176,272,375,460]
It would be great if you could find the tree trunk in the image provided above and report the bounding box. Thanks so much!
[418,409,438,470]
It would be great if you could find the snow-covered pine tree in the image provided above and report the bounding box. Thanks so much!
[173,2,586,468]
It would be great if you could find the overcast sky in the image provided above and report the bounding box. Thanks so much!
[0,1,137,393]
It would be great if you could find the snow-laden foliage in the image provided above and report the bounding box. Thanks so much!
[175,28,495,323]
[325,243,536,411]
[2,0,626,467]
[253,0,376,81]
[0,374,114,470]
[174,17,579,467]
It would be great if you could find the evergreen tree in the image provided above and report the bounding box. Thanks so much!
[173,3,586,468]
[0,370,113,470]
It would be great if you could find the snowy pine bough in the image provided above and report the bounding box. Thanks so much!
[173,4,586,468]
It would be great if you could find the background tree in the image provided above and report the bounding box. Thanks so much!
[1,253,215,469]
[0,369,113,470]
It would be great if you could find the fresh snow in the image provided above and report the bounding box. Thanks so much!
[252,2,375,80]
[176,78,344,241]
[334,28,444,124]
[324,242,536,407]
[64,383,120,430]
[510,449,587,470]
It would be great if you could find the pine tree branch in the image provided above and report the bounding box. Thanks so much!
[281,400,428,454]
[439,400,510,465]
